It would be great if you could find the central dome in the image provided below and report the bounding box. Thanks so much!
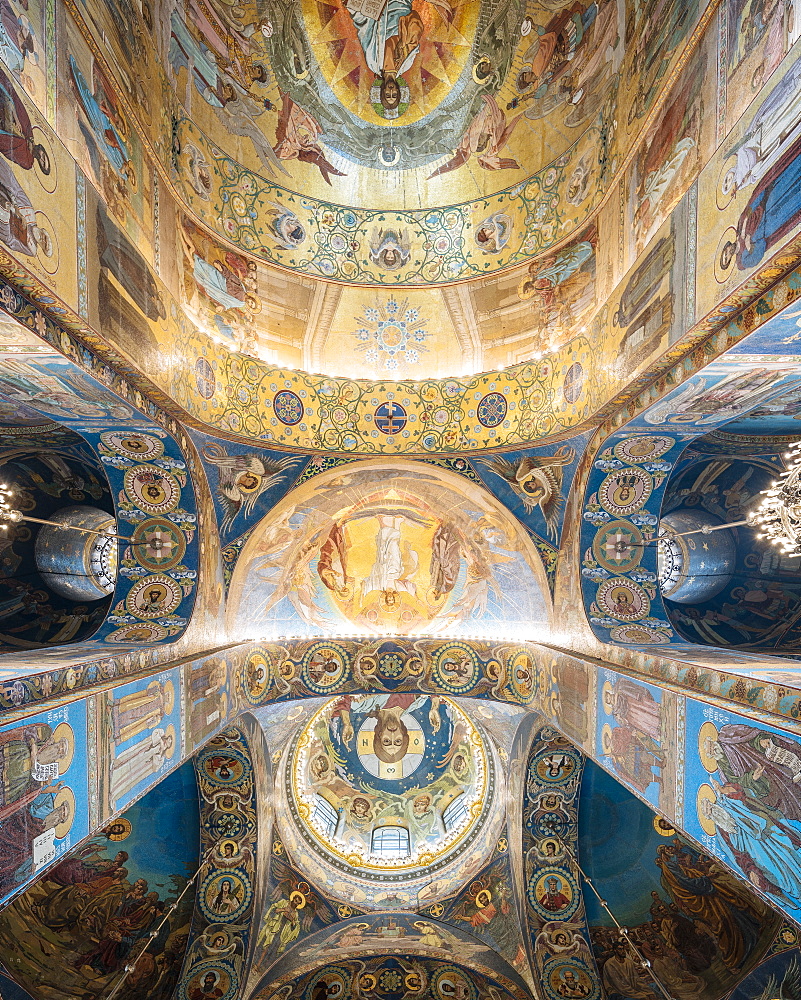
[286,695,492,878]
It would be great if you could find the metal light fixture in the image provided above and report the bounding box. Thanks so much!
[748,442,801,556]
[0,483,133,541]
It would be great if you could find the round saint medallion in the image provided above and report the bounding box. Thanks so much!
[532,748,579,785]
[528,867,579,920]
[609,624,671,643]
[195,357,216,399]
[374,401,407,434]
[598,468,653,516]
[543,958,600,1000]
[199,871,252,922]
[613,434,674,464]
[301,643,349,693]
[132,516,186,572]
[105,623,168,643]
[101,430,164,460]
[432,643,480,692]
[596,577,651,621]
[273,390,304,425]
[124,465,181,514]
[592,520,644,574]
[477,392,507,428]
[125,574,183,619]
[243,651,270,704]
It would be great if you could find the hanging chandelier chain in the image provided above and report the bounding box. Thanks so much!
[543,824,675,1000]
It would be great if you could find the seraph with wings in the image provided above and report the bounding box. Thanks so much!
[479,445,575,540]
[201,444,302,532]
[753,958,801,1000]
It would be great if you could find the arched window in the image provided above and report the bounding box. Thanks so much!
[371,826,410,858]
[443,793,469,832]
[312,794,338,836]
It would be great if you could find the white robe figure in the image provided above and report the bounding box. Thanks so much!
[109,728,171,808]
[362,515,416,597]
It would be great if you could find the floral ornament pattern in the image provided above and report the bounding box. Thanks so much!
[353,297,430,372]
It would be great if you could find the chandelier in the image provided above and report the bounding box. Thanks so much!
[748,442,801,556]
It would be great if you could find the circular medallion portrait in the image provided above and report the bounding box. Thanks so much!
[433,643,480,693]
[199,872,251,922]
[529,868,579,921]
[125,574,183,619]
[179,962,237,1000]
[613,435,674,464]
[596,578,651,622]
[598,469,653,517]
[124,465,181,514]
[101,430,165,461]
[301,643,349,693]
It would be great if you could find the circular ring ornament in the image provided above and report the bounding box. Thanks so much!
[543,958,600,1000]
[105,623,168,643]
[596,577,651,621]
[307,970,349,1000]
[124,465,181,513]
[301,643,349,693]
[609,624,670,643]
[528,867,580,921]
[613,435,674,464]
[273,390,304,425]
[532,748,579,785]
[592,520,644,574]
[131,517,186,572]
[432,966,478,1000]
[125,574,183,619]
[598,468,653,516]
[101,430,164,461]
[243,651,271,704]
[199,747,249,785]
[509,649,536,702]
[432,643,480,692]
[179,962,238,1000]
[477,392,507,428]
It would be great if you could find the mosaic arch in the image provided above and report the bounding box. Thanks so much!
[227,460,550,640]
[579,297,801,650]
[0,322,200,650]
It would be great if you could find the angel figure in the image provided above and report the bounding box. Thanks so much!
[479,446,576,540]
[211,89,290,179]
[369,227,411,271]
[201,444,301,532]
[273,94,347,186]
[428,95,523,178]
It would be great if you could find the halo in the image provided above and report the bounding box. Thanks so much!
[31,126,57,193]
[517,272,537,300]
[54,785,76,839]
[716,154,739,211]
[601,723,613,756]
[34,211,59,274]
[52,721,75,774]
[164,723,177,759]
[653,816,676,837]
[105,817,132,841]
[474,888,492,908]
[697,783,717,836]
[601,680,614,715]
[164,679,175,715]
[473,56,493,83]
[698,721,720,772]
[714,226,739,284]
[289,890,307,909]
